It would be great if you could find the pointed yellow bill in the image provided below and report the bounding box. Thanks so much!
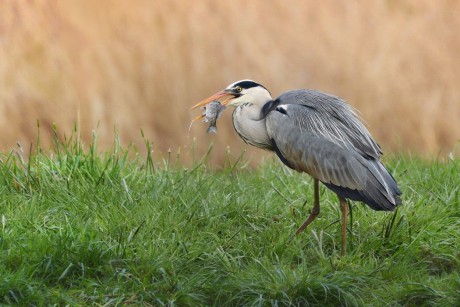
[191,91,236,110]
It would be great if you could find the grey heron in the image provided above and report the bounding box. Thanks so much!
[192,80,402,255]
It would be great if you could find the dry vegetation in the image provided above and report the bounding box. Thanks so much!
[1,0,459,164]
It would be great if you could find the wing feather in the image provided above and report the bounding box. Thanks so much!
[275,90,382,159]
[266,105,368,190]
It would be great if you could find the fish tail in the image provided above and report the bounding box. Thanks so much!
[207,126,218,134]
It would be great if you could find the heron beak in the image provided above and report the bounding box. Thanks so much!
[190,90,236,110]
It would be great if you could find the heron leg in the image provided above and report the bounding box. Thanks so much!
[339,196,348,256]
[296,179,320,234]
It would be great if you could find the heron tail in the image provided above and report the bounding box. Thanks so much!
[359,160,402,210]
[324,160,402,211]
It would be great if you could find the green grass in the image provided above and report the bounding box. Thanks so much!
[0,133,459,306]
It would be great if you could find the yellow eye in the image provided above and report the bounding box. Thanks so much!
[236,86,243,93]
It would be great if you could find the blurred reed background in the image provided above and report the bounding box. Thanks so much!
[1,0,459,164]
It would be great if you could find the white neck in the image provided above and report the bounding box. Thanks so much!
[227,85,274,150]
[232,102,273,150]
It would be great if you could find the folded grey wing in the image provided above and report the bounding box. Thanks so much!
[266,104,370,190]
[276,90,382,160]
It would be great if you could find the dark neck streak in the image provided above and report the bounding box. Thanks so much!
[260,99,280,119]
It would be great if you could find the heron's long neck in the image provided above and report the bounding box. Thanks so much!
[232,102,273,151]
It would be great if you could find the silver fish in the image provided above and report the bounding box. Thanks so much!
[203,100,226,133]
[189,100,226,134]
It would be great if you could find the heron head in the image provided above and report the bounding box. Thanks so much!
[191,80,272,110]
